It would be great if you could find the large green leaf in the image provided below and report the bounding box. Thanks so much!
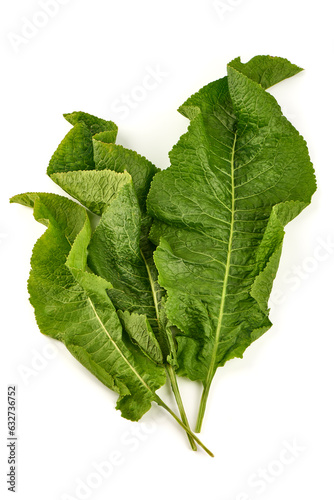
[48,163,197,447]
[47,112,165,358]
[147,56,316,428]
[51,169,171,360]
[10,192,166,421]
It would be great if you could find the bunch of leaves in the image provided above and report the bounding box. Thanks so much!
[11,55,316,453]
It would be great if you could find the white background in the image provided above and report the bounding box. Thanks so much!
[1,0,333,499]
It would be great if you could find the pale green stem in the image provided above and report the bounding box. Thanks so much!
[155,396,214,457]
[140,248,197,450]
[195,381,213,433]
[166,364,197,451]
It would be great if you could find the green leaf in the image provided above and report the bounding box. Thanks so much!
[48,155,200,450]
[54,169,170,357]
[47,112,118,176]
[64,111,118,137]
[48,111,158,209]
[147,55,316,428]
[118,311,164,365]
[89,179,159,317]
[10,192,166,421]
[92,132,159,209]
[47,122,96,175]
[51,169,132,216]
[228,55,303,89]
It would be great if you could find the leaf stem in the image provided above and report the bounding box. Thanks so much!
[140,247,197,450]
[166,364,197,451]
[155,395,214,457]
[195,381,212,433]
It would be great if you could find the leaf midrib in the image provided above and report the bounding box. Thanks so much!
[86,296,153,395]
[140,249,160,321]
[140,248,170,358]
[204,131,237,388]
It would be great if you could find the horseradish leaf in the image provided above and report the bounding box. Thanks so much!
[10,192,166,421]
[49,110,158,208]
[228,55,303,89]
[11,56,315,451]
[147,55,316,430]
[51,164,197,449]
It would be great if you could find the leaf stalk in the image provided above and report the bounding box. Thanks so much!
[166,364,197,451]
[155,396,214,457]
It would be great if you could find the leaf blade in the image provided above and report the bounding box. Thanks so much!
[11,192,166,421]
[147,55,316,394]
